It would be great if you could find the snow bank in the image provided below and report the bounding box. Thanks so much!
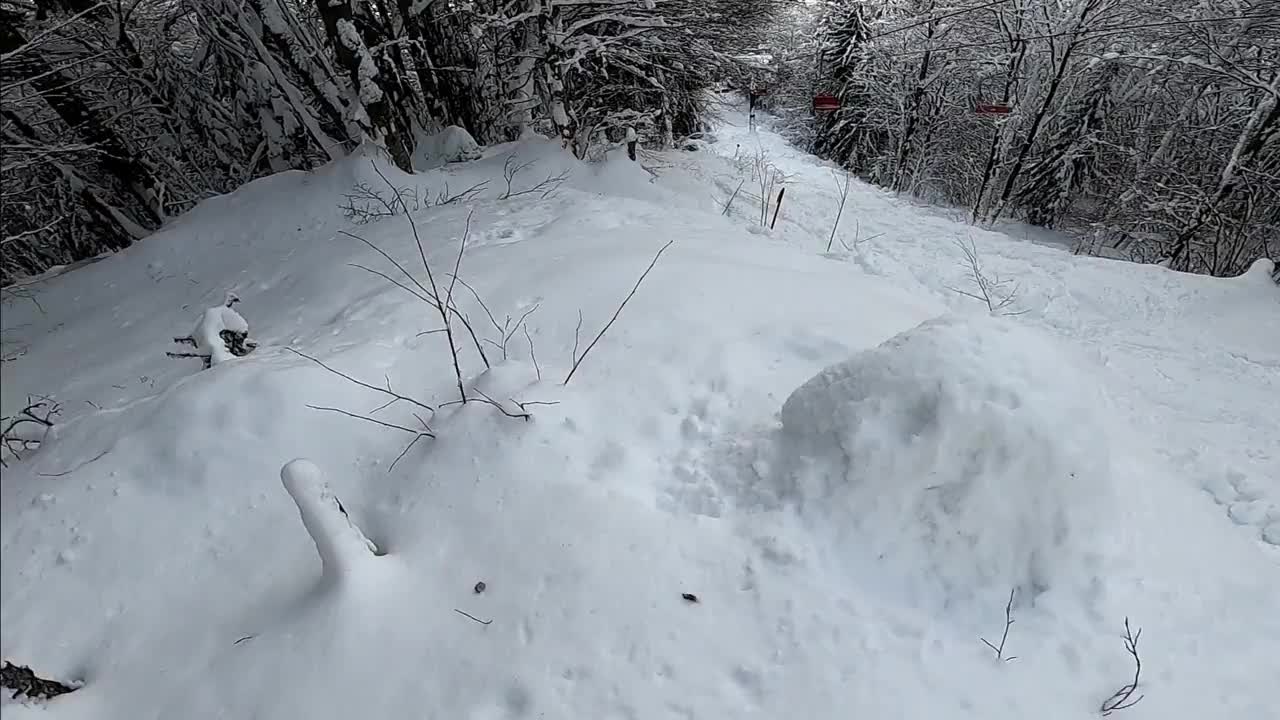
[774,315,1114,609]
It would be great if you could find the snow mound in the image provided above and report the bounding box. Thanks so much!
[414,125,482,168]
[1240,256,1277,285]
[191,303,252,366]
[775,315,1114,609]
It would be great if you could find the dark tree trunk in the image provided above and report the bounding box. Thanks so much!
[1,15,166,225]
[314,0,413,169]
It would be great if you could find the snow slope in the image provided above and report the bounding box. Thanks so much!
[2,102,1277,719]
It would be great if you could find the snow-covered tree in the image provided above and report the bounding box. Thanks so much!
[790,0,1278,276]
[0,0,784,282]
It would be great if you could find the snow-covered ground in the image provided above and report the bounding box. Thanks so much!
[2,100,1277,719]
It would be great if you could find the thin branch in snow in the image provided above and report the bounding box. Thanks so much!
[524,325,541,381]
[1,397,60,467]
[453,608,492,625]
[499,154,569,200]
[945,237,1027,316]
[372,161,467,404]
[722,179,745,216]
[37,449,109,478]
[1100,618,1145,715]
[980,588,1019,662]
[564,240,674,385]
[828,169,853,252]
[287,348,435,415]
[306,405,434,472]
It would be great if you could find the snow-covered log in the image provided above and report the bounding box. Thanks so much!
[280,458,379,580]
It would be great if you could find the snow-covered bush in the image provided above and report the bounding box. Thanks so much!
[773,315,1114,608]
[170,296,257,369]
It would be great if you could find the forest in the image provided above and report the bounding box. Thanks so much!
[2,0,1276,284]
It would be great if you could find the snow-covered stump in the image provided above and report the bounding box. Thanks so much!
[281,459,379,582]
[169,293,257,368]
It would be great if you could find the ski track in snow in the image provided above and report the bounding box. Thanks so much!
[1,101,1277,720]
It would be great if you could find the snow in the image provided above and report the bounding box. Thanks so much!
[190,302,251,366]
[2,100,1278,719]
[413,125,484,169]
[773,315,1114,611]
[280,458,380,579]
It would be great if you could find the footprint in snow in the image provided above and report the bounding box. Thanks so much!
[474,226,525,247]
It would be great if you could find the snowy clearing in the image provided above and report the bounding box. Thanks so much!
[2,103,1277,720]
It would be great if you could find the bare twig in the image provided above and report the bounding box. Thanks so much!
[368,162,467,403]
[453,608,493,625]
[945,237,1027,315]
[347,262,433,304]
[499,154,568,200]
[1100,618,1145,715]
[564,240,674,385]
[471,389,532,420]
[307,405,434,472]
[307,404,433,436]
[980,588,1018,662]
[2,397,60,466]
[524,325,541,381]
[343,246,491,370]
[435,180,490,206]
[570,310,584,367]
[722,179,745,216]
[37,448,109,477]
[287,348,434,414]
[828,169,852,252]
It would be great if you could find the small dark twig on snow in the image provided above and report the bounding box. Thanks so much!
[288,348,435,415]
[980,587,1018,662]
[453,608,493,625]
[306,404,434,472]
[2,396,59,466]
[564,240,674,385]
[1100,618,1145,715]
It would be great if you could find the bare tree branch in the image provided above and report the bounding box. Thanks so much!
[564,240,674,385]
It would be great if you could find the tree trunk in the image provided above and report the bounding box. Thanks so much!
[314,0,413,169]
[1,17,166,225]
[987,0,1100,223]
[1165,82,1280,270]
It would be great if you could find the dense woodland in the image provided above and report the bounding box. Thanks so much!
[0,0,774,283]
[768,0,1278,276]
[1,0,1276,284]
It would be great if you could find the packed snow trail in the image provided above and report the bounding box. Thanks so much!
[2,104,1278,719]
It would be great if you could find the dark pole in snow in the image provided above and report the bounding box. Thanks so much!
[770,187,786,229]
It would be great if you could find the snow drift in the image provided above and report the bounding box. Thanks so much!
[774,315,1114,609]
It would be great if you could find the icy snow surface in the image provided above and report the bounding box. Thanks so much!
[1,102,1277,719]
